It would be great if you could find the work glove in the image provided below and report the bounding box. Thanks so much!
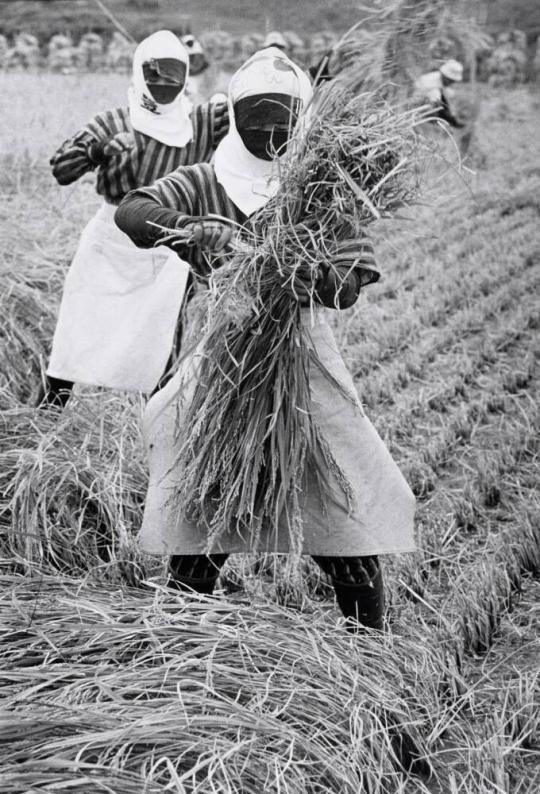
[180,218,232,252]
[280,238,379,308]
[88,132,135,164]
[330,238,380,288]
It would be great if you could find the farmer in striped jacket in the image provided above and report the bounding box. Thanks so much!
[39,30,229,408]
[116,47,416,632]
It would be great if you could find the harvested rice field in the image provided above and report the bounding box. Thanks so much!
[0,72,539,792]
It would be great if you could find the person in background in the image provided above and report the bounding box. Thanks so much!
[262,30,289,54]
[39,30,229,409]
[181,32,209,78]
[414,58,465,128]
[115,47,416,633]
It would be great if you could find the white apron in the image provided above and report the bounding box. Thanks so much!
[138,309,416,556]
[47,202,189,393]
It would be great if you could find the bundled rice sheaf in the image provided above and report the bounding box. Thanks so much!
[0,389,147,581]
[162,82,425,555]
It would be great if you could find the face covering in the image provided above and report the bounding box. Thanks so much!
[236,128,286,160]
[234,94,301,160]
[128,30,193,148]
[213,48,313,216]
[142,58,187,104]
[181,34,209,76]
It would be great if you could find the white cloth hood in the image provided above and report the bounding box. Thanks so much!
[214,47,313,216]
[128,30,193,148]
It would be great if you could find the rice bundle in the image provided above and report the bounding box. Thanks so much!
[161,82,424,555]
[0,389,147,581]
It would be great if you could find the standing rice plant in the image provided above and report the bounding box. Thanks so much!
[160,83,425,558]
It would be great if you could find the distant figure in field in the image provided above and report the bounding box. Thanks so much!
[262,31,290,54]
[414,59,465,129]
[38,30,229,409]
[180,32,209,77]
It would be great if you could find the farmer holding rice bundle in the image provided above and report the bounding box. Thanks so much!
[39,30,229,408]
[116,47,416,632]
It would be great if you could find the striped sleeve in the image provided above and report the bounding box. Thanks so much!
[115,167,201,251]
[138,167,200,219]
[208,100,230,148]
[50,108,128,186]
[332,236,379,285]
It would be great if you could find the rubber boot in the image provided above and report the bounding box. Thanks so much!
[36,376,74,410]
[332,566,385,632]
[167,572,219,595]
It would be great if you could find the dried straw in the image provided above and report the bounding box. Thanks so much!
[0,388,147,582]
[0,571,442,792]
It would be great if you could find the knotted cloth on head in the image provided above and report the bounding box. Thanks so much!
[214,46,313,216]
[128,30,193,148]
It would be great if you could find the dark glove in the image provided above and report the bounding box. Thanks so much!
[314,239,380,309]
[331,239,380,287]
[88,132,134,164]
[88,138,111,165]
[180,218,232,252]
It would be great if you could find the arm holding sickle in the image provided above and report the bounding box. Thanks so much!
[115,171,232,258]
[116,170,378,309]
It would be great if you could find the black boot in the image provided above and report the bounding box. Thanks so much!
[332,565,385,632]
[167,572,219,595]
[36,375,74,410]
[167,553,228,595]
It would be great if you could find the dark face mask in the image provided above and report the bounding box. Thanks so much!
[233,94,300,161]
[143,59,186,105]
[146,83,182,104]
[237,127,289,160]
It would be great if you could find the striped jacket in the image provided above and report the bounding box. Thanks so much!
[115,163,378,306]
[50,103,229,205]
[116,163,245,276]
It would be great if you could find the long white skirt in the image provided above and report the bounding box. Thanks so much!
[47,202,189,393]
[138,309,416,557]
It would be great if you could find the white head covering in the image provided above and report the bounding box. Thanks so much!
[263,31,288,51]
[440,59,463,82]
[128,30,193,148]
[214,46,313,216]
